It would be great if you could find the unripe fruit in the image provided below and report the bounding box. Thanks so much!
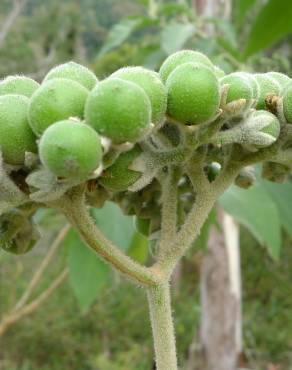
[267,72,290,91]
[235,168,256,189]
[221,73,253,105]
[44,61,98,90]
[111,67,167,125]
[85,78,151,143]
[1,238,36,255]
[0,95,37,165]
[134,217,150,237]
[0,76,39,97]
[206,163,220,182]
[159,49,214,83]
[236,72,260,104]
[0,210,39,255]
[99,145,142,192]
[254,74,281,109]
[282,82,292,123]
[262,161,290,183]
[28,78,89,136]
[39,120,102,180]
[166,62,220,125]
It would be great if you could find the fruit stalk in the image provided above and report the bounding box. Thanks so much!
[58,188,162,287]
[147,283,178,370]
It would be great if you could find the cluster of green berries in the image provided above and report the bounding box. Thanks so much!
[0,50,292,252]
[0,52,291,180]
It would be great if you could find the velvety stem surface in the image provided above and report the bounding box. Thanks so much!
[147,283,178,370]
[60,190,162,287]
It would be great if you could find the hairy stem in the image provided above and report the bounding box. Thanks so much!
[159,167,179,256]
[59,189,163,287]
[147,283,178,370]
[156,162,239,276]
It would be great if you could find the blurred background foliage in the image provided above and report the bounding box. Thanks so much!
[0,0,292,369]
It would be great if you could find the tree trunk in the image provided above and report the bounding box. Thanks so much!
[200,208,242,370]
[188,2,242,369]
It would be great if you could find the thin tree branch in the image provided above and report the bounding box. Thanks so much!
[13,224,70,311]
[0,0,27,47]
[0,268,68,337]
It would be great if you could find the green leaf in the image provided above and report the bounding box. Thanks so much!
[244,0,292,57]
[161,23,196,55]
[259,180,292,236]
[91,201,135,251]
[234,0,257,27]
[98,18,141,57]
[220,184,281,260]
[128,232,149,263]
[67,229,110,313]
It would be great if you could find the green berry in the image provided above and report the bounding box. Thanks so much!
[0,76,39,97]
[282,82,292,123]
[206,163,220,182]
[159,49,214,83]
[85,78,151,143]
[254,74,281,109]
[44,61,98,90]
[166,62,220,125]
[39,120,102,180]
[221,73,253,105]
[0,95,37,165]
[134,217,150,237]
[234,72,260,104]
[28,78,89,136]
[267,72,290,91]
[1,238,36,255]
[0,210,38,255]
[99,146,142,192]
[111,67,167,125]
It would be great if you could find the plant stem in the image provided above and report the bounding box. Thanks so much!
[147,283,178,370]
[58,189,163,287]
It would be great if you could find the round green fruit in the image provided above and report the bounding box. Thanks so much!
[28,78,89,136]
[1,237,36,255]
[221,73,253,105]
[99,145,142,192]
[0,95,37,165]
[111,67,167,125]
[166,62,220,125]
[234,72,260,104]
[206,163,220,182]
[0,210,38,255]
[0,76,39,97]
[267,72,290,91]
[85,78,151,143]
[254,74,280,109]
[44,61,98,90]
[159,50,214,83]
[39,119,102,180]
[134,217,150,237]
[282,82,292,123]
